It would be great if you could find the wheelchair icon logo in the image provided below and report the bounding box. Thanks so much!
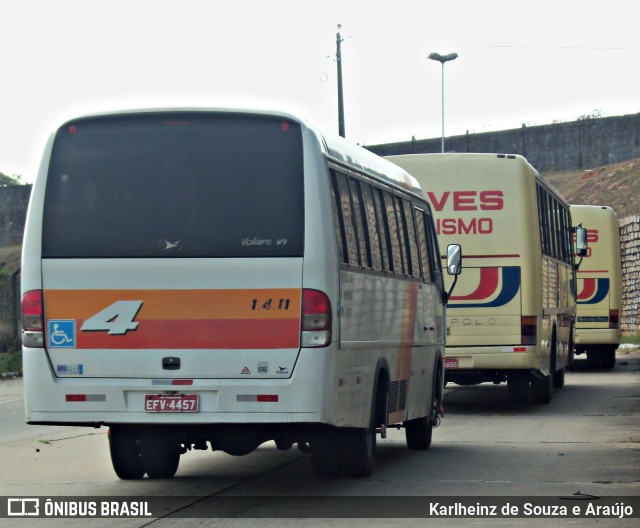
[48,320,76,348]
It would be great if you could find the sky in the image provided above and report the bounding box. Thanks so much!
[1,0,639,182]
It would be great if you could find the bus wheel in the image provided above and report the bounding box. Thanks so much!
[588,346,616,369]
[108,426,145,480]
[553,365,565,388]
[601,347,616,369]
[531,371,552,404]
[405,370,438,450]
[553,333,566,388]
[405,416,433,450]
[531,353,553,404]
[310,428,342,477]
[340,427,375,478]
[139,435,181,479]
[507,372,530,403]
[586,348,601,368]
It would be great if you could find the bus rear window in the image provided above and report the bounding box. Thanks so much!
[42,113,304,258]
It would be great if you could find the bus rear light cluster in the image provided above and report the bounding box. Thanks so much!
[609,309,619,329]
[521,316,537,346]
[22,290,45,348]
[301,288,332,347]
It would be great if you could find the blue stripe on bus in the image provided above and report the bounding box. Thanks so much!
[449,266,520,309]
[577,278,610,305]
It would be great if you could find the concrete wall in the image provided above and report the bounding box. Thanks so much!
[620,215,640,334]
[0,185,31,246]
[367,113,640,172]
[1,129,639,339]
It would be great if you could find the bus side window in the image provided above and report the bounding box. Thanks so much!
[562,207,571,264]
[414,208,432,283]
[373,188,392,273]
[536,186,548,255]
[401,199,421,278]
[549,195,560,260]
[329,170,347,265]
[425,213,444,288]
[360,182,383,271]
[348,176,371,268]
[333,170,359,266]
[383,192,403,274]
[393,195,410,276]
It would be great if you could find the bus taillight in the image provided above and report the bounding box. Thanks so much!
[521,316,537,346]
[609,309,619,329]
[22,290,45,348]
[301,289,332,347]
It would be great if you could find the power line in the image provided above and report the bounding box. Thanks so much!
[479,44,640,51]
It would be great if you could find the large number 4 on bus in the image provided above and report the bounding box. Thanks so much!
[81,300,143,335]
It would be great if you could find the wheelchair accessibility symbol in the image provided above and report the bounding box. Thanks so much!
[48,320,76,348]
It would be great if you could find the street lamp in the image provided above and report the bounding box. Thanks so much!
[428,52,458,153]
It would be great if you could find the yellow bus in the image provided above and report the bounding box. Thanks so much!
[570,205,622,369]
[386,153,586,404]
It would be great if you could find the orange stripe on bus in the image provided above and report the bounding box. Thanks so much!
[44,289,301,320]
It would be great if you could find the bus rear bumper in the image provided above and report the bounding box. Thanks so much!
[444,346,539,370]
[443,346,543,384]
[22,346,326,427]
[575,328,620,347]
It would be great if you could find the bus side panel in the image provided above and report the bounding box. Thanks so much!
[541,257,575,374]
[334,270,441,428]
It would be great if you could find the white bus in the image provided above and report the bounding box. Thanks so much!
[387,153,587,404]
[21,108,460,479]
[570,205,622,369]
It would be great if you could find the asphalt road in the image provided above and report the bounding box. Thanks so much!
[0,348,638,527]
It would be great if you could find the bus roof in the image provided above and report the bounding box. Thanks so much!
[322,133,423,198]
[570,204,618,216]
[386,152,566,205]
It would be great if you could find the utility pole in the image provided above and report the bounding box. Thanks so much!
[336,24,345,138]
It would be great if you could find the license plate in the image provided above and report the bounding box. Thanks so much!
[144,394,199,413]
[445,358,459,369]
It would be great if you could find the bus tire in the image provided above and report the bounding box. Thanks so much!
[139,435,180,479]
[340,427,375,478]
[586,348,600,368]
[310,428,342,477]
[405,361,439,450]
[553,329,566,388]
[553,364,565,389]
[507,371,530,403]
[109,426,145,480]
[601,347,616,369]
[531,354,553,404]
[551,338,565,390]
[532,330,556,404]
[588,346,616,369]
[405,416,433,450]
[531,371,552,404]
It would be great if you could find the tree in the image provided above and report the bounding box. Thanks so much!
[576,109,604,121]
[0,172,24,186]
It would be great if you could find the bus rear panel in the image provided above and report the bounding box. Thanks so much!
[387,153,577,404]
[571,204,622,368]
